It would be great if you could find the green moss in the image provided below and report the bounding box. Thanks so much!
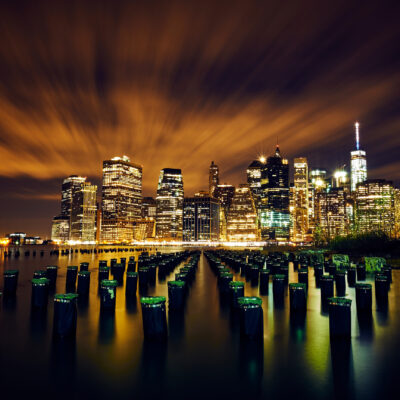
[237,296,262,307]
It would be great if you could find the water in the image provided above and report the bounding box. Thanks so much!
[1,246,400,399]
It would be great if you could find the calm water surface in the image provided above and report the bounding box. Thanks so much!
[1,246,400,400]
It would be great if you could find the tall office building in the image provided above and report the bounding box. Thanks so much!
[101,156,142,242]
[355,179,395,237]
[316,187,346,240]
[51,216,70,242]
[51,175,89,242]
[247,159,264,207]
[183,194,220,241]
[61,175,87,218]
[293,157,309,242]
[70,182,97,241]
[394,188,400,239]
[214,184,235,240]
[226,184,259,241]
[259,145,290,241]
[156,168,184,240]
[209,161,219,197]
[351,122,367,192]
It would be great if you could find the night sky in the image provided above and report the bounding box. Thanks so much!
[0,0,399,238]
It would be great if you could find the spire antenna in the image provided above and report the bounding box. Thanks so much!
[355,122,360,150]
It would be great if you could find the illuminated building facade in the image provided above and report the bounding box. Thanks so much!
[316,187,346,240]
[101,156,142,242]
[133,219,155,240]
[247,159,264,207]
[355,179,395,237]
[183,194,220,241]
[293,157,309,242]
[209,161,219,197]
[70,182,97,241]
[227,184,259,241]
[259,146,290,241]
[156,168,184,240]
[142,197,157,219]
[214,184,235,240]
[51,216,70,242]
[61,175,86,219]
[351,122,367,192]
[395,188,400,239]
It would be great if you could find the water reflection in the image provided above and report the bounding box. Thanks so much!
[239,339,264,397]
[49,337,77,397]
[357,312,374,342]
[98,310,116,345]
[290,311,307,343]
[168,309,185,342]
[29,307,48,338]
[330,339,354,400]
[125,296,138,314]
[138,339,167,397]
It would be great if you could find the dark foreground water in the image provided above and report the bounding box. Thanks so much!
[1,246,400,400]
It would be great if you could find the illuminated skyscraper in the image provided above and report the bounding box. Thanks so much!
[209,161,219,197]
[293,157,309,242]
[101,156,142,242]
[61,175,87,218]
[183,193,220,241]
[227,184,259,241]
[351,122,367,192]
[316,187,346,240]
[51,216,70,242]
[156,168,184,240]
[394,188,400,239]
[259,145,290,241]
[70,182,97,241]
[355,179,395,237]
[247,159,264,207]
[214,184,235,240]
[51,175,87,241]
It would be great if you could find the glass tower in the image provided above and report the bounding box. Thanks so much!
[70,182,97,242]
[183,194,220,241]
[156,168,184,240]
[351,122,367,192]
[293,157,309,242]
[259,145,290,241]
[226,184,259,241]
[101,156,142,242]
[209,161,219,197]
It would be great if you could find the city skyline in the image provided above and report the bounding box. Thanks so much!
[2,130,399,238]
[1,1,400,237]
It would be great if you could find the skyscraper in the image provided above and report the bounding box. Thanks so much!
[314,185,347,241]
[293,157,309,242]
[101,156,142,242]
[227,184,259,241]
[51,216,70,242]
[355,179,395,237]
[70,182,97,242]
[51,175,89,242]
[214,184,235,240]
[61,175,87,219]
[183,193,220,241]
[209,161,219,197]
[259,145,290,241]
[351,122,367,192]
[156,168,184,240]
[247,159,264,207]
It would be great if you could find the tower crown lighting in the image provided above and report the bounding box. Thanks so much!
[355,121,360,150]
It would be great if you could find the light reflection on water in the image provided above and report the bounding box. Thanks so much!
[1,246,400,400]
